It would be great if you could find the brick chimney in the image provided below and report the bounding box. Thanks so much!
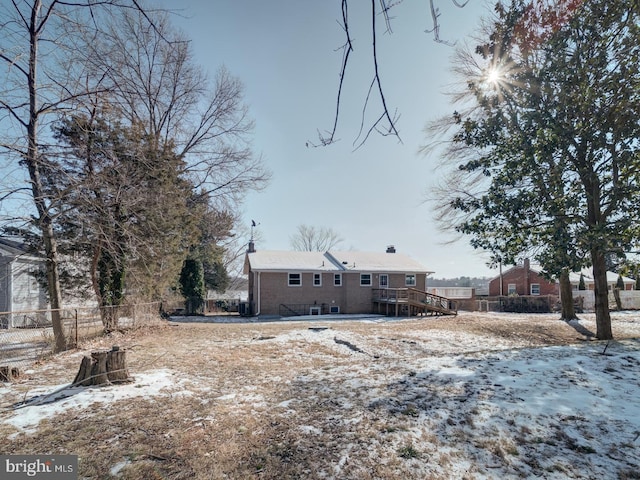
[247,240,255,253]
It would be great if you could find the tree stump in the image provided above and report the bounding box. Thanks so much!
[0,366,20,383]
[73,346,132,386]
[106,346,131,383]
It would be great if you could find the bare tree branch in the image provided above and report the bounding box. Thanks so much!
[311,0,471,148]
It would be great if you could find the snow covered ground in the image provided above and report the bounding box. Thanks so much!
[1,311,639,479]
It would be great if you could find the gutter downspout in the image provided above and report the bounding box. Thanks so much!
[255,271,261,316]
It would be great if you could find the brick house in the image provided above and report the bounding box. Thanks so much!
[488,259,557,296]
[243,244,434,316]
[489,258,635,296]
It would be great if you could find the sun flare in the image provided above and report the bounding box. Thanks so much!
[486,68,502,84]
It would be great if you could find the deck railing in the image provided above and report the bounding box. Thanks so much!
[372,288,409,302]
[372,288,457,314]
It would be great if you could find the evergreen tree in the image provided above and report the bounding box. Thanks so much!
[433,0,640,338]
[52,115,198,329]
[179,258,206,315]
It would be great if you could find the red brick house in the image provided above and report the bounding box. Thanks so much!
[489,259,635,296]
[488,259,557,296]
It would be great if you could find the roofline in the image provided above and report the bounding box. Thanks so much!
[247,268,434,274]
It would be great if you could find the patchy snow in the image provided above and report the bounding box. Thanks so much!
[3,369,179,435]
[1,311,639,478]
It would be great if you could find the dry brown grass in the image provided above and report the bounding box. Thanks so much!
[1,313,638,479]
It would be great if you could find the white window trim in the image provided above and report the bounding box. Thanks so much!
[360,273,372,286]
[507,283,517,294]
[405,274,416,287]
[530,283,540,295]
[334,273,342,286]
[313,273,322,287]
[288,272,302,287]
[379,274,389,288]
[330,305,340,314]
[310,306,321,315]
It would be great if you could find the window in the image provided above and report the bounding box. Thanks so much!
[379,274,389,288]
[530,284,540,295]
[360,273,372,286]
[330,306,340,314]
[334,274,342,286]
[405,274,416,287]
[507,283,517,295]
[288,273,301,286]
[310,306,321,315]
[313,273,322,286]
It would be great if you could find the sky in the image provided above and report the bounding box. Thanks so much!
[165,0,496,278]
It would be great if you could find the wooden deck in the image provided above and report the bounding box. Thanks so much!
[372,288,458,317]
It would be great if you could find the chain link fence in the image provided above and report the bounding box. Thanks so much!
[0,302,164,372]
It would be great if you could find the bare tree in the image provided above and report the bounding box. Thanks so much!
[0,1,268,348]
[75,8,270,210]
[290,225,344,252]
[0,0,156,351]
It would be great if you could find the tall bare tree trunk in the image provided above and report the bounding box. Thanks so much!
[591,248,613,340]
[559,270,577,321]
[26,0,65,352]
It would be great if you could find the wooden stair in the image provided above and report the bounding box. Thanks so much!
[372,288,458,316]
[407,288,458,316]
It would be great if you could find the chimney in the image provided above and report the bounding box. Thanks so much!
[386,245,396,254]
[247,240,255,253]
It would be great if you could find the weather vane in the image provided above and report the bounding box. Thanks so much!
[250,219,260,241]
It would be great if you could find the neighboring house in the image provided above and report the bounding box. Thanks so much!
[569,270,635,291]
[0,238,48,327]
[489,258,635,297]
[488,259,557,296]
[243,244,436,316]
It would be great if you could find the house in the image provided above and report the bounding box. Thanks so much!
[488,258,635,297]
[488,259,557,296]
[569,270,635,291]
[0,238,48,327]
[243,244,447,316]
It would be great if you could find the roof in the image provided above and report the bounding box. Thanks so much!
[569,269,635,284]
[488,261,635,284]
[245,251,342,272]
[0,237,30,256]
[245,250,432,274]
[327,251,432,273]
